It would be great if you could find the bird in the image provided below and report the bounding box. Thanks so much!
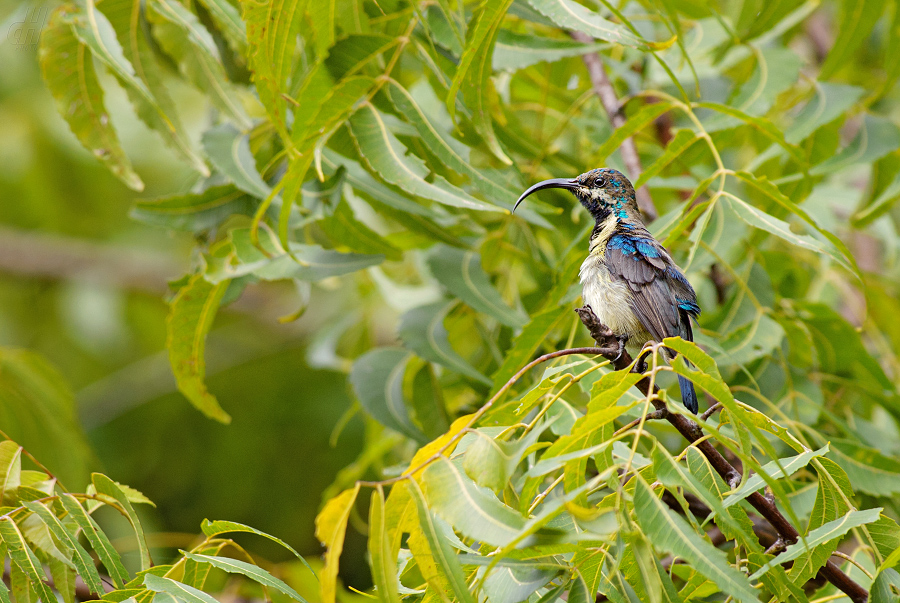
[514,168,701,413]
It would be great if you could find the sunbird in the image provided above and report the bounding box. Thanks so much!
[514,168,701,413]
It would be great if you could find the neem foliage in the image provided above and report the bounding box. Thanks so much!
[37,0,900,600]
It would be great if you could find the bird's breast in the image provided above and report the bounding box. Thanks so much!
[579,250,646,343]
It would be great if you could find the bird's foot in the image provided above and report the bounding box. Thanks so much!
[614,335,629,362]
[633,343,653,374]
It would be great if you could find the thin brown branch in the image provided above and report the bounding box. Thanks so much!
[570,31,658,222]
[575,307,869,603]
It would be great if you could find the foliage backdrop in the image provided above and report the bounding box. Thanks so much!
[1,0,900,600]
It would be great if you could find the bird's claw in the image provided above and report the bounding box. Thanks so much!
[614,335,628,362]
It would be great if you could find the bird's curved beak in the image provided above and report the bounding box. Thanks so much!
[513,178,579,213]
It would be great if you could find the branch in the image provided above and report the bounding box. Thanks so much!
[575,307,869,603]
[571,32,658,221]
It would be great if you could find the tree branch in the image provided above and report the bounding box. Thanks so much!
[571,32,658,221]
[575,307,869,603]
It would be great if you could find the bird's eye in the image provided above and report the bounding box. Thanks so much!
[595,177,606,187]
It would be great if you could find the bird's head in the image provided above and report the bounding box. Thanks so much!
[514,168,639,222]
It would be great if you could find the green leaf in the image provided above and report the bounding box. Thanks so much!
[492,29,607,71]
[398,302,491,385]
[851,170,900,227]
[200,519,311,570]
[632,477,759,603]
[785,83,865,143]
[348,103,502,213]
[38,6,143,191]
[819,0,883,79]
[408,482,476,603]
[308,0,336,55]
[490,305,570,394]
[22,502,105,596]
[871,568,900,603]
[242,0,306,141]
[146,0,249,127]
[483,565,559,603]
[58,494,130,587]
[386,82,518,204]
[524,0,657,48]
[0,518,56,603]
[92,473,151,571]
[427,245,527,328]
[144,574,219,603]
[320,199,402,261]
[182,553,309,602]
[195,0,247,56]
[368,489,401,603]
[634,130,700,189]
[695,102,803,163]
[447,0,514,164]
[0,440,21,506]
[787,457,853,584]
[811,114,900,175]
[828,440,900,497]
[750,508,883,580]
[48,559,76,603]
[722,445,829,508]
[202,124,272,200]
[566,573,592,603]
[349,348,427,441]
[654,446,758,550]
[726,195,850,273]
[591,103,673,165]
[421,457,528,547]
[166,274,230,423]
[315,485,361,603]
[131,184,258,232]
[462,423,548,490]
[79,0,207,175]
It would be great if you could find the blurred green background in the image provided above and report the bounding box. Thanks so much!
[0,0,369,584]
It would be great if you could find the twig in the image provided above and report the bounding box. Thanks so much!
[575,306,869,603]
[570,31,658,221]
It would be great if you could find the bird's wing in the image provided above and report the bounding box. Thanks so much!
[606,235,698,341]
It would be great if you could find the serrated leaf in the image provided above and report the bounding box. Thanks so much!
[92,473,151,571]
[182,552,309,602]
[387,82,517,204]
[38,6,143,190]
[407,482,476,603]
[462,423,548,490]
[0,517,57,603]
[492,29,607,71]
[427,245,527,328]
[750,508,883,580]
[349,348,427,441]
[524,0,660,48]
[632,477,758,603]
[48,558,76,603]
[722,445,829,508]
[199,519,311,570]
[398,302,491,385]
[420,457,528,547]
[146,0,249,127]
[80,0,207,174]
[315,485,360,603]
[132,184,258,232]
[447,0,514,164]
[785,83,865,143]
[0,441,21,506]
[22,501,105,597]
[58,494,129,587]
[195,0,247,56]
[144,574,218,603]
[166,274,231,423]
[348,103,502,212]
[695,102,803,163]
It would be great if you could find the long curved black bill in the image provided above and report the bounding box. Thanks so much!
[513,178,578,213]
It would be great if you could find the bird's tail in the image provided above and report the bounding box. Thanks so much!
[678,374,698,414]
